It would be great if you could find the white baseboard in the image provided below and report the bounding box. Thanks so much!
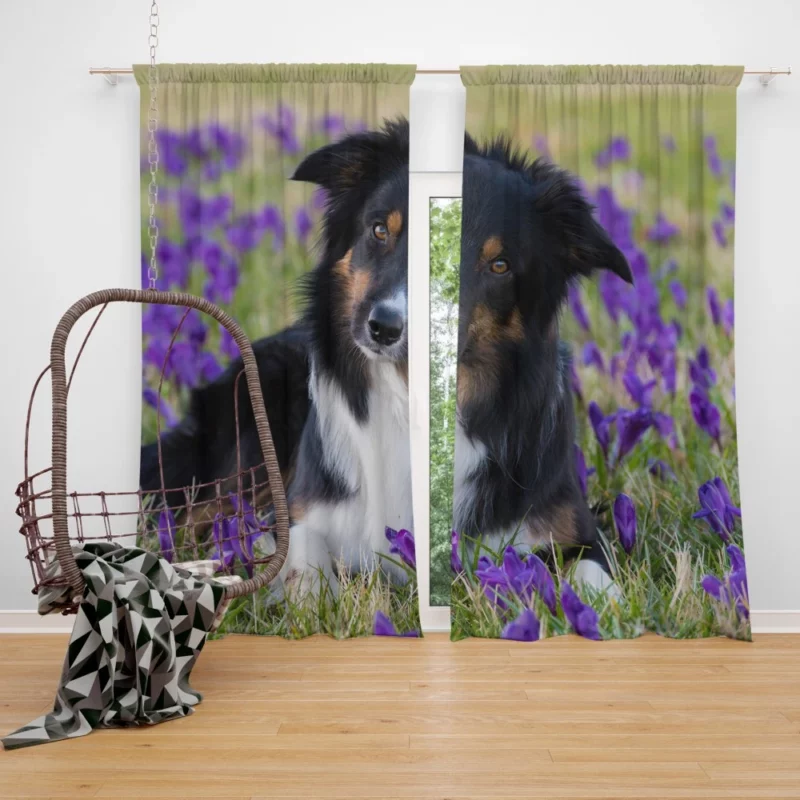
[0,609,798,635]
[749,610,800,633]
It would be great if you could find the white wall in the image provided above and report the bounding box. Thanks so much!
[1,0,798,626]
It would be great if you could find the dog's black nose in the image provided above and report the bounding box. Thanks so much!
[368,304,404,346]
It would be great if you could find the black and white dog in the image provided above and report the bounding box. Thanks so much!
[141,120,630,595]
[454,135,632,589]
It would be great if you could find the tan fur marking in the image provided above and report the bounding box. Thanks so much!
[457,364,493,407]
[506,308,525,342]
[457,304,524,406]
[333,249,353,279]
[387,210,403,238]
[481,236,503,263]
[333,249,366,321]
[527,505,578,546]
[352,270,370,310]
[469,304,524,344]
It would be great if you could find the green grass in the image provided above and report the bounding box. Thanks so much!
[212,558,421,639]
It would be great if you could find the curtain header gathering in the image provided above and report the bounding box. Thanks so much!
[460,65,744,87]
[133,63,417,85]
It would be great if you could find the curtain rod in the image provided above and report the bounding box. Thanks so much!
[89,65,792,85]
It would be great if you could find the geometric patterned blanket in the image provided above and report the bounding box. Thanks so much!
[2,542,233,750]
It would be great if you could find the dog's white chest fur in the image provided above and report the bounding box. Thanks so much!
[288,362,412,586]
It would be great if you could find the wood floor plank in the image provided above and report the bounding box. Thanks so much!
[1,632,798,799]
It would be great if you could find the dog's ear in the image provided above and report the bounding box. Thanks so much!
[291,118,409,195]
[533,163,633,285]
[291,118,408,259]
[568,213,633,284]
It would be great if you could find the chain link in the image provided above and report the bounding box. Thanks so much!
[146,1,160,290]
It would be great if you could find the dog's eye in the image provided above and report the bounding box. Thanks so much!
[490,258,510,275]
[372,222,388,242]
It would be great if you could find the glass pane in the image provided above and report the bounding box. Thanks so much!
[429,197,462,607]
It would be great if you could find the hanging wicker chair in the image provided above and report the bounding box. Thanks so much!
[16,288,290,613]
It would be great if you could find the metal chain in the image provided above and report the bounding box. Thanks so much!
[146,1,160,290]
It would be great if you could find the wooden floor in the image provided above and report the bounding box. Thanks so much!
[1,633,799,798]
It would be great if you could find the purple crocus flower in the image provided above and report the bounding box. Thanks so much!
[704,136,724,178]
[501,608,540,642]
[574,444,595,498]
[211,495,265,578]
[568,284,591,331]
[616,407,655,463]
[689,346,717,389]
[720,202,735,224]
[594,136,630,168]
[155,130,188,177]
[623,368,656,408]
[198,351,224,382]
[647,212,679,243]
[476,555,511,607]
[726,544,749,619]
[588,402,612,460]
[373,610,420,638]
[212,513,235,571]
[689,388,721,444]
[143,388,178,428]
[257,204,286,251]
[594,186,636,253]
[451,530,463,573]
[706,287,722,326]
[202,242,240,304]
[156,238,190,289]
[648,459,677,481]
[702,544,749,619]
[502,547,537,602]
[227,212,267,252]
[561,582,602,640]
[294,208,314,244]
[178,190,233,233]
[262,106,301,154]
[157,508,177,563]
[143,336,170,374]
[669,280,688,310]
[582,341,605,373]
[692,477,741,541]
[317,114,347,138]
[526,553,557,615]
[722,300,734,336]
[661,134,677,153]
[654,411,677,449]
[169,341,201,388]
[385,527,416,569]
[613,494,637,554]
[220,328,240,361]
[661,351,677,396]
[712,219,728,248]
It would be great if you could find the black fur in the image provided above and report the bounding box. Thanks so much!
[456,135,633,566]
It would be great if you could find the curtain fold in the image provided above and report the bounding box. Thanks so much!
[445,65,749,643]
